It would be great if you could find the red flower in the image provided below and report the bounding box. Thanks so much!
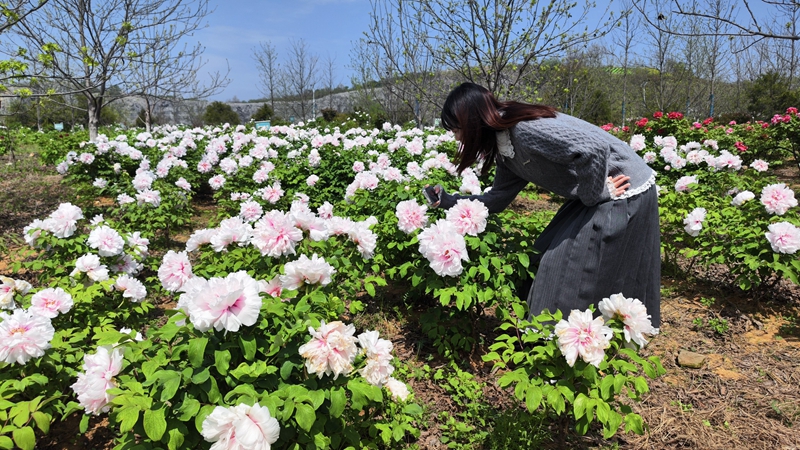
[653,111,663,119]
[734,141,748,153]
[636,118,648,127]
[667,111,683,120]
[601,123,613,131]
[702,117,713,125]
[787,107,798,115]
[622,126,630,132]
[762,123,769,129]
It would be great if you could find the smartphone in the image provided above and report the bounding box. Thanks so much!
[422,186,440,204]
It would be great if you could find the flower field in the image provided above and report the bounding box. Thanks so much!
[0,111,799,449]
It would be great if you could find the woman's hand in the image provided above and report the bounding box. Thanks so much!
[608,174,631,197]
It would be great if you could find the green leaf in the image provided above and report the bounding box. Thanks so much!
[624,412,645,435]
[214,350,231,376]
[546,388,565,414]
[168,428,185,450]
[602,410,623,439]
[518,253,530,268]
[30,411,50,434]
[12,426,35,450]
[79,414,90,433]
[144,408,167,441]
[177,398,201,422]
[295,403,316,432]
[329,387,346,418]
[0,436,14,449]
[239,334,257,361]
[573,393,589,420]
[188,337,209,368]
[116,406,140,433]
[524,385,542,412]
[160,371,182,402]
[599,375,614,399]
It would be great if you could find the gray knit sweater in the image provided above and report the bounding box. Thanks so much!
[438,113,655,212]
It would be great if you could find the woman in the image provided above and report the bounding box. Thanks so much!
[430,82,660,326]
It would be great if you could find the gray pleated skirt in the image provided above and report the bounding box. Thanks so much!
[527,185,661,326]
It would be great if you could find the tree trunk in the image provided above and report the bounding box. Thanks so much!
[87,99,100,142]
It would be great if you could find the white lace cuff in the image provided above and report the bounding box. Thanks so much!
[612,171,657,200]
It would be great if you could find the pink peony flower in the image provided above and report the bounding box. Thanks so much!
[298,320,359,379]
[115,274,147,302]
[185,228,216,252]
[158,250,193,292]
[44,203,84,238]
[0,277,32,310]
[353,161,365,172]
[358,330,395,386]
[731,190,755,206]
[385,377,410,401]
[239,200,264,223]
[674,175,698,193]
[417,220,470,277]
[251,210,304,257]
[348,221,378,259]
[317,202,334,219]
[260,181,284,204]
[306,174,319,186]
[761,183,798,215]
[208,175,226,190]
[280,254,336,290]
[258,275,283,299]
[683,207,706,237]
[598,293,659,347]
[72,254,110,282]
[554,309,612,368]
[0,309,55,364]
[135,189,161,207]
[765,222,800,254]
[395,200,428,234]
[175,177,192,191]
[201,403,280,450]
[71,345,123,414]
[29,287,73,318]
[446,199,489,236]
[210,217,252,252]
[87,225,125,257]
[179,271,262,332]
[750,159,769,172]
[629,134,646,151]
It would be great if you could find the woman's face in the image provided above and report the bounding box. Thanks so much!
[452,128,463,142]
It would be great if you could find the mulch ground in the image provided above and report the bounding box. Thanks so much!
[1,152,799,449]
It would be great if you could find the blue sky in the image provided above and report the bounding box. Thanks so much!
[198,0,372,101]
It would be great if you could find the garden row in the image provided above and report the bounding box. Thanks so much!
[0,109,798,449]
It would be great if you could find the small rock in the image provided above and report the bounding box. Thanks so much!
[678,350,706,369]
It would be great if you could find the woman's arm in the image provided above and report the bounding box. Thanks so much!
[436,158,528,213]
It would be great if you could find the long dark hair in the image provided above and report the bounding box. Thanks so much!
[441,82,557,175]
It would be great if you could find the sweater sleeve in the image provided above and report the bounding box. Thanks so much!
[438,157,528,213]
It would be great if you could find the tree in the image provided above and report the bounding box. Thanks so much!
[322,54,337,110]
[0,0,50,92]
[366,0,617,104]
[125,12,231,132]
[251,103,273,121]
[203,101,239,126]
[746,72,799,120]
[633,0,800,41]
[610,0,642,123]
[253,40,280,112]
[8,0,216,140]
[282,38,318,120]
